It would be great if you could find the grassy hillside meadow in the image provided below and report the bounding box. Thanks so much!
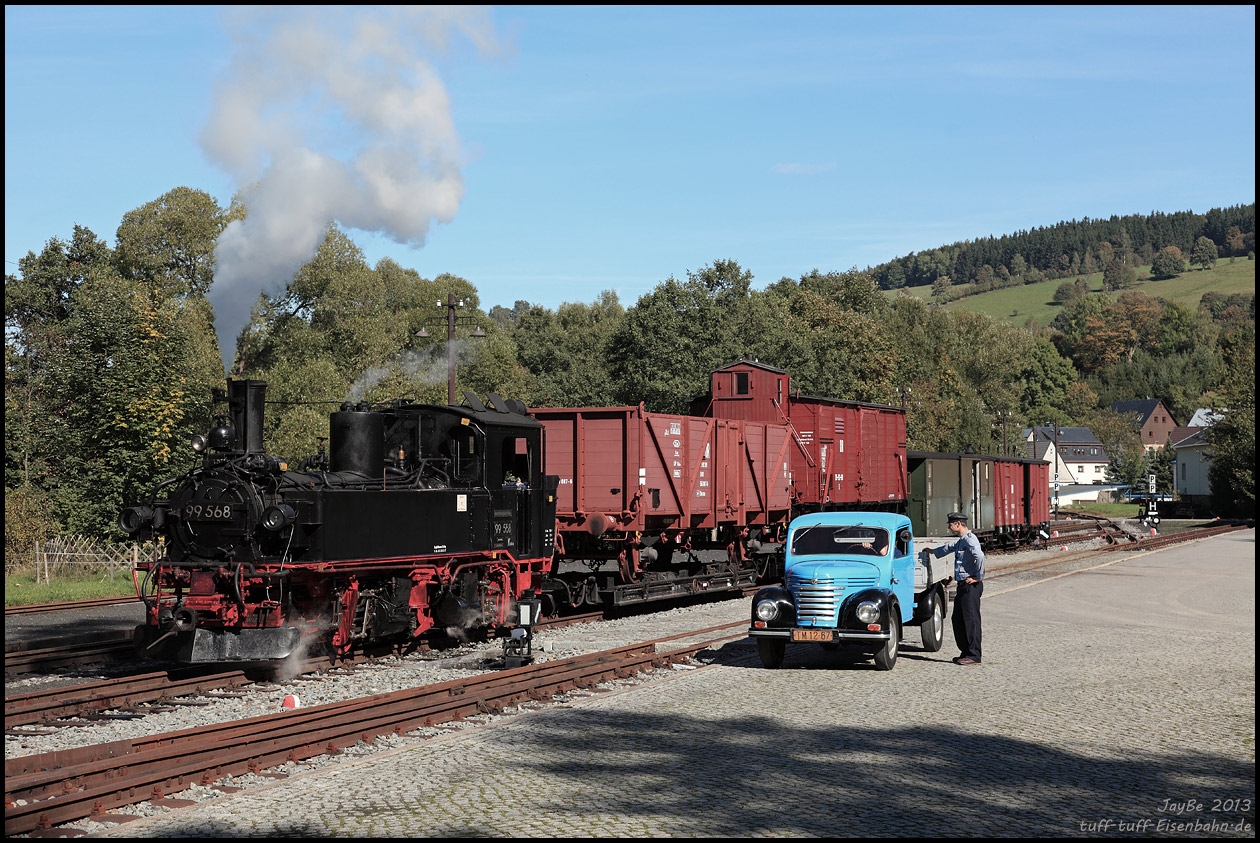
[888,258,1255,328]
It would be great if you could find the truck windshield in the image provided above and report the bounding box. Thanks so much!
[791,526,890,557]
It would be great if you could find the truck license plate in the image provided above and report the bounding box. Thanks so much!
[792,629,834,642]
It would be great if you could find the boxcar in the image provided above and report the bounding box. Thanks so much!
[704,361,908,511]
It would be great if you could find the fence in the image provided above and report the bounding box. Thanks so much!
[14,536,162,582]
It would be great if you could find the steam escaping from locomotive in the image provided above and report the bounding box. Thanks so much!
[346,341,487,404]
[275,636,315,683]
[201,7,505,375]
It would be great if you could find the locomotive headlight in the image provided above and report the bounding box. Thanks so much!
[190,434,208,453]
[208,423,236,451]
[755,599,779,622]
[119,506,154,534]
[855,601,879,624]
[262,504,297,531]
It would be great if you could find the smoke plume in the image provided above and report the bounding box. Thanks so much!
[344,338,484,404]
[201,7,502,374]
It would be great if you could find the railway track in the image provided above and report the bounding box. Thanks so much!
[4,610,611,728]
[4,623,744,837]
[4,631,137,677]
[4,596,140,616]
[980,521,1248,586]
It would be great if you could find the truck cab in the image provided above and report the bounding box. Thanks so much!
[747,511,950,670]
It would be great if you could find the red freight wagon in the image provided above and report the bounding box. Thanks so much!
[1024,458,1051,527]
[531,404,784,608]
[994,457,1025,531]
[533,405,716,535]
[786,397,908,508]
[531,405,793,536]
[992,456,1051,544]
[732,419,794,526]
[705,361,909,511]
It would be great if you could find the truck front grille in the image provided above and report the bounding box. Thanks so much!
[788,572,879,624]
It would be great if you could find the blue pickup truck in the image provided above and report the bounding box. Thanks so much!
[747,511,951,670]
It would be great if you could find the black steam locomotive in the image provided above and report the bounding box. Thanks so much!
[121,380,557,663]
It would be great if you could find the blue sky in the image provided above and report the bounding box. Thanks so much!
[6,5,1256,331]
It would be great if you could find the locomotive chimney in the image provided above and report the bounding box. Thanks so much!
[227,380,268,454]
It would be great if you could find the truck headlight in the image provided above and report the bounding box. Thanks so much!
[855,601,879,624]
[755,600,779,622]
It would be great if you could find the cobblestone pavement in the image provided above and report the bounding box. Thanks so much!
[78,530,1257,838]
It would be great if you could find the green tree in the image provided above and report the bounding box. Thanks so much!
[488,300,532,329]
[114,187,233,298]
[1014,337,1079,423]
[4,483,61,562]
[1190,235,1219,271]
[1148,445,1174,497]
[513,293,624,407]
[7,207,233,539]
[788,268,885,314]
[242,231,438,386]
[608,260,762,413]
[18,258,215,536]
[1102,256,1137,291]
[1150,245,1186,279]
[6,228,118,534]
[1081,249,1099,276]
[777,288,895,404]
[1051,281,1075,305]
[878,261,906,290]
[1009,253,1028,284]
[1060,380,1102,425]
[1206,326,1255,517]
[880,297,1041,452]
[1085,409,1145,488]
[250,357,349,464]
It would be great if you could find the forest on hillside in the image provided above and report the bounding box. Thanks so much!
[869,204,1255,294]
[6,191,1255,555]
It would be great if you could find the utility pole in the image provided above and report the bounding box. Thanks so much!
[1052,420,1060,521]
[414,294,486,405]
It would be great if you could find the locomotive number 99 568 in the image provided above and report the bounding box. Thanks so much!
[184,503,235,521]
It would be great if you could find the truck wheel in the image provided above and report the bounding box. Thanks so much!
[757,638,786,669]
[873,614,899,671]
[920,588,946,653]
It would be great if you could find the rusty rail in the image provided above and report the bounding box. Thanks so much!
[5,634,734,836]
[4,596,140,616]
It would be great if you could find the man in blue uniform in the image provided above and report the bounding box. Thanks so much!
[928,511,984,665]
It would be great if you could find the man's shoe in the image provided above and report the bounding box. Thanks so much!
[951,656,965,664]
[957,657,981,666]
